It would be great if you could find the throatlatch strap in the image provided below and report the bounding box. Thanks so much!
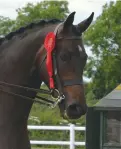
[53,23,64,95]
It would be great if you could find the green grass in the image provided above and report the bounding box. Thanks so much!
[32,148,50,149]
[32,146,59,149]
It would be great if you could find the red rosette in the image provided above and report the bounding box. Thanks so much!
[44,32,56,89]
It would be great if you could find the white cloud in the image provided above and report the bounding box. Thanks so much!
[0,0,114,22]
[0,0,40,18]
[68,0,114,23]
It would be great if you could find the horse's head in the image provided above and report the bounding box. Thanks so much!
[38,12,94,119]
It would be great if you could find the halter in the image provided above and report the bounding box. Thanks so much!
[0,23,83,108]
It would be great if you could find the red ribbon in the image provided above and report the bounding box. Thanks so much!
[44,32,56,89]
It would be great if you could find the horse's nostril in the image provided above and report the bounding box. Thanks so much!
[68,104,78,112]
[66,103,86,119]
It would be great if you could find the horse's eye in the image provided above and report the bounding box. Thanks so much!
[60,52,71,62]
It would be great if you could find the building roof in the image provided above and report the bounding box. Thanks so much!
[94,84,121,110]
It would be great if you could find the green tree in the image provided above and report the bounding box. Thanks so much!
[0,16,15,36]
[0,0,69,36]
[84,1,121,99]
[16,0,69,27]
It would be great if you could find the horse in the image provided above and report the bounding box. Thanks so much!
[0,12,94,149]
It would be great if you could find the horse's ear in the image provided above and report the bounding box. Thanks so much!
[64,12,76,28]
[77,12,94,33]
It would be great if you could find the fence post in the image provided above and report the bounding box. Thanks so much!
[70,124,75,149]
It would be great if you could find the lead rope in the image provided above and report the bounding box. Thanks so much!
[0,80,55,106]
[0,86,53,106]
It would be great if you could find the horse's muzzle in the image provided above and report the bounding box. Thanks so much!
[65,102,87,119]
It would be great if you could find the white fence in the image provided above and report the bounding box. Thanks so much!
[27,124,86,149]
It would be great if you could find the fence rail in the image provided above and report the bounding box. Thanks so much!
[27,124,86,149]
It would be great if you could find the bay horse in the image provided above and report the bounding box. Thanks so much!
[0,12,94,149]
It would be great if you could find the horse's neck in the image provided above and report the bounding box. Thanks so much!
[0,26,51,85]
